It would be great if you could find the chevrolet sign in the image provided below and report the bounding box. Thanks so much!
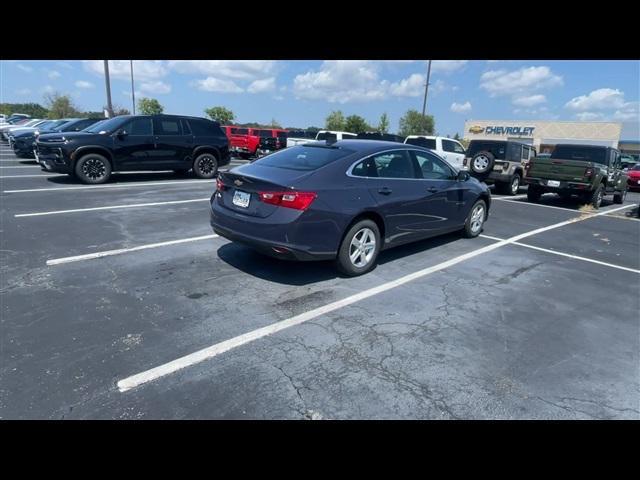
[485,126,535,136]
[468,125,484,134]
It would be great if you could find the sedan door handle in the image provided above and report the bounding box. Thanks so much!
[378,187,393,195]
[427,187,439,193]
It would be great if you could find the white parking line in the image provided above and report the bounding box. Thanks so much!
[16,198,210,217]
[4,179,214,193]
[480,234,640,274]
[0,166,40,169]
[116,202,635,392]
[491,193,528,200]
[46,234,219,266]
[494,197,639,215]
[0,174,64,178]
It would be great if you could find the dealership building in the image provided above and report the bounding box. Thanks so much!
[463,120,624,154]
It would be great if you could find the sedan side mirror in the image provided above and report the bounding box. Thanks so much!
[457,170,470,181]
[116,129,128,138]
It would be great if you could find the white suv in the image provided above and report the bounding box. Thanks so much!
[404,136,467,170]
[315,130,358,141]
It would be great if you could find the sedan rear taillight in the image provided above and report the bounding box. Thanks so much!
[216,177,225,191]
[258,191,317,210]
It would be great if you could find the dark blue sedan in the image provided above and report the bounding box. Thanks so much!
[210,140,491,276]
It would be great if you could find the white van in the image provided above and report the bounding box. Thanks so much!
[404,135,467,170]
[315,130,358,141]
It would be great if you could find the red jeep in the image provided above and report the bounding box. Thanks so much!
[222,126,261,158]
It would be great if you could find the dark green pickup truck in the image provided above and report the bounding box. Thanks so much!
[524,144,629,208]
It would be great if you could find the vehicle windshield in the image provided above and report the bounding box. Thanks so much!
[83,116,129,134]
[41,120,71,131]
[255,144,354,171]
[467,141,507,159]
[405,137,436,149]
[83,119,109,132]
[551,145,607,164]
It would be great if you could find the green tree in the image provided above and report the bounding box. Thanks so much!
[204,106,235,125]
[454,132,460,140]
[344,114,370,134]
[398,109,435,136]
[137,97,164,115]
[0,103,49,118]
[378,112,390,134]
[44,93,81,119]
[325,110,345,131]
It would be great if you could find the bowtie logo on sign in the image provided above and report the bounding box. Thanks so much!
[484,126,535,136]
[468,125,484,134]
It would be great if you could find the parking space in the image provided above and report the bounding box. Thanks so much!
[1,145,639,419]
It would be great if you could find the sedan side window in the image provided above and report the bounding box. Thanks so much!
[372,151,415,179]
[413,151,455,180]
[351,157,378,177]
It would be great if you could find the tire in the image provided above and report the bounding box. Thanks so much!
[335,219,381,277]
[75,153,111,184]
[469,151,495,176]
[613,189,627,204]
[192,153,218,179]
[462,199,487,238]
[527,185,542,203]
[507,173,521,196]
[588,184,605,209]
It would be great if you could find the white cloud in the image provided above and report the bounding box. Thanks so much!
[565,88,626,111]
[168,60,275,80]
[575,112,605,121]
[512,94,547,107]
[293,61,388,103]
[140,80,171,95]
[16,88,31,95]
[430,61,468,74]
[48,70,61,79]
[389,73,425,97]
[17,64,33,73]
[247,77,276,94]
[450,101,472,113]
[57,62,74,69]
[75,80,94,89]
[41,85,55,94]
[193,77,243,93]
[84,60,168,80]
[480,66,563,98]
[613,102,639,121]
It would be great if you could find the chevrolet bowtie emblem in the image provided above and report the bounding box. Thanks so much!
[234,179,243,186]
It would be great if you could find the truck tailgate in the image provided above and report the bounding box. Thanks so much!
[528,157,591,181]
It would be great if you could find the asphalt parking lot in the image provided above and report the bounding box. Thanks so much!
[1,143,639,420]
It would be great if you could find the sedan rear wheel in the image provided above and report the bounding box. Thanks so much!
[336,219,381,276]
[462,199,486,238]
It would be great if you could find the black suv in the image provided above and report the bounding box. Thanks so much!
[35,114,231,184]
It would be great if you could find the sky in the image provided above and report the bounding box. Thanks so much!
[1,60,639,138]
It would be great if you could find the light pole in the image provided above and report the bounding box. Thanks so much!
[103,60,114,118]
[130,60,136,115]
[421,60,432,118]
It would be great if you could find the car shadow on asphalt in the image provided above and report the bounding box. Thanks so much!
[504,194,617,211]
[44,171,212,185]
[216,232,464,286]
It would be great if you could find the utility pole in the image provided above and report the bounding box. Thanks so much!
[130,60,136,115]
[421,60,432,117]
[103,60,114,118]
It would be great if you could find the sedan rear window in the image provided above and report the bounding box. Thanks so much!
[256,145,354,171]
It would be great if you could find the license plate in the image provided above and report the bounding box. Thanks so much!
[547,180,561,187]
[232,190,251,208]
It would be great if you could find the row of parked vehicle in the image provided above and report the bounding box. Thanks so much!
[2,111,637,274]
